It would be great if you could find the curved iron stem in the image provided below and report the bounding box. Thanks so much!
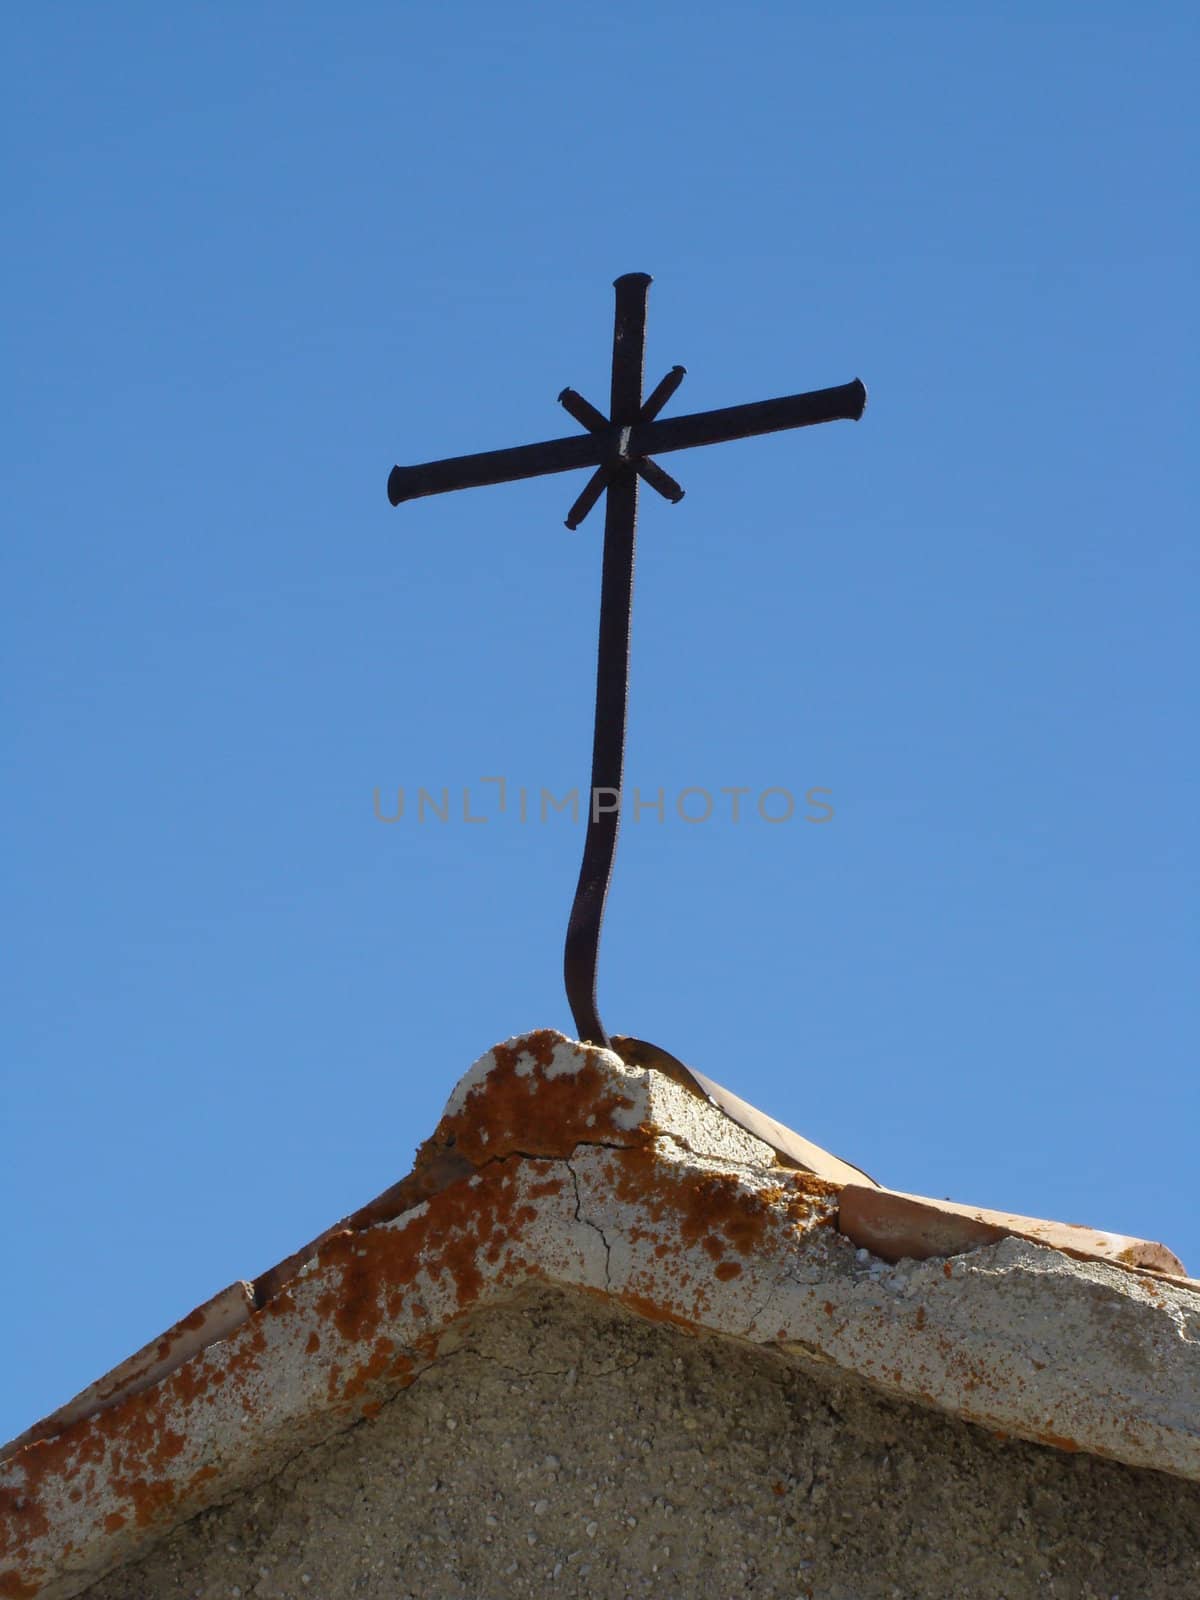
[562,274,650,1047]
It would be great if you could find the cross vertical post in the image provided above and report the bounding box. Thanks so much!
[562,273,650,1048]
[386,272,866,1054]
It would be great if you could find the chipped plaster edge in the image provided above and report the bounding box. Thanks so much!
[5,1030,1198,1600]
[2,1031,779,1470]
[5,1136,1200,1600]
[0,1283,256,1464]
[11,1030,1186,1467]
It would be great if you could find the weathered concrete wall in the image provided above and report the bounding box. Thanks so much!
[85,1287,1200,1600]
[9,1034,1197,1598]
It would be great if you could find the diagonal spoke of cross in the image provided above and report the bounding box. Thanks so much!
[387,272,866,1051]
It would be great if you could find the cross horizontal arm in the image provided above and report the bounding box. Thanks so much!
[388,432,603,507]
[386,378,866,509]
[629,378,866,460]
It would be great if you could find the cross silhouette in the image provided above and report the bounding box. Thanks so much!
[387,272,865,1051]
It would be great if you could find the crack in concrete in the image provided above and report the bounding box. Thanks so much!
[566,1158,613,1291]
[742,1270,789,1340]
[417,1339,638,1383]
[412,1344,573,1382]
[473,1133,780,1188]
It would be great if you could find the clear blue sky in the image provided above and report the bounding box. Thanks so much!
[4,4,1196,1443]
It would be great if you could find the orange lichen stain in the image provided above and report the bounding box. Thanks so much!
[913,1307,926,1330]
[771,1482,786,1496]
[0,1439,84,1555]
[822,1302,835,1317]
[762,1172,842,1229]
[103,1512,126,1535]
[617,1289,700,1334]
[484,1227,508,1265]
[0,1067,877,1580]
[236,1321,268,1360]
[311,1158,552,1351]
[360,1401,383,1420]
[429,1034,640,1166]
[0,1569,40,1598]
[1037,1429,1081,1454]
[943,1262,953,1278]
[154,1430,186,1467]
[525,1175,567,1199]
[341,1337,409,1405]
[496,1031,559,1070]
[177,1308,206,1333]
[609,1147,778,1260]
[925,1329,1009,1404]
[0,1137,565,1572]
[0,1288,298,1572]
[121,1478,176,1529]
[169,1360,211,1408]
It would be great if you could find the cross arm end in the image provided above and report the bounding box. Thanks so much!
[386,466,409,506]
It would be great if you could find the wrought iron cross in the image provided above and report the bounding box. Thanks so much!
[387,272,865,1050]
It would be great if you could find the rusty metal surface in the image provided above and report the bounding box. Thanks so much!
[387,273,865,1047]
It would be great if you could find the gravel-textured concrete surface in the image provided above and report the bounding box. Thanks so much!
[85,1286,1200,1600]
